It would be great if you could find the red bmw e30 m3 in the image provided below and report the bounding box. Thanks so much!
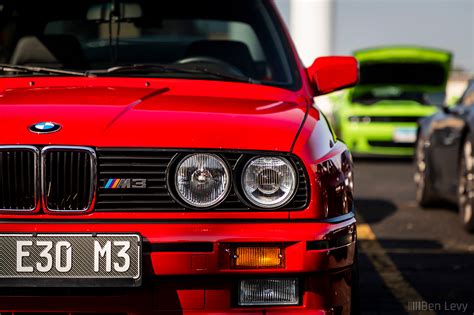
[0,0,359,314]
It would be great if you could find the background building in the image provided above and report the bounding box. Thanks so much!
[275,0,473,99]
[275,0,473,72]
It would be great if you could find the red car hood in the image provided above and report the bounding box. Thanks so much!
[0,78,308,151]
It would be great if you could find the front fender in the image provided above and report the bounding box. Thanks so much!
[291,107,354,220]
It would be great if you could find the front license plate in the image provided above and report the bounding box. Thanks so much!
[0,234,142,287]
[393,127,417,143]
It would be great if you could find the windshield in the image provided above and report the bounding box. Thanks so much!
[0,0,298,88]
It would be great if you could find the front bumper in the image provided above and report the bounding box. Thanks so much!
[341,122,417,156]
[0,216,356,314]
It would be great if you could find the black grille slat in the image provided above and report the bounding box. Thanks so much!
[0,148,37,211]
[368,141,416,148]
[95,150,309,212]
[361,116,422,123]
[101,170,166,178]
[19,152,24,207]
[97,200,178,205]
[100,192,170,198]
[76,152,81,210]
[55,151,60,208]
[101,163,166,168]
[44,149,94,211]
[6,151,11,208]
[12,152,17,207]
[147,185,167,189]
[0,153,4,207]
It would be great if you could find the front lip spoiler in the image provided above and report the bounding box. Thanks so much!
[0,212,355,225]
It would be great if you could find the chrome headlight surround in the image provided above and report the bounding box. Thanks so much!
[240,156,297,209]
[173,153,231,209]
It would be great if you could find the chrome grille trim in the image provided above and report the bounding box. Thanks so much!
[41,146,97,213]
[0,145,39,213]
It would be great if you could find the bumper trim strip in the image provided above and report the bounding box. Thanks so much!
[145,242,214,253]
[306,233,354,250]
[0,211,354,225]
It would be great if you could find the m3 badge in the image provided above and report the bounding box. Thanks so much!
[103,178,147,189]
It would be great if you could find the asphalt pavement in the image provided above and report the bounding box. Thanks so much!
[355,159,474,315]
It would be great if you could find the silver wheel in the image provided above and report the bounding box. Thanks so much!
[459,139,474,231]
[414,137,435,207]
[414,139,426,203]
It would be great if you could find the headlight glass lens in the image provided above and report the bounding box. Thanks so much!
[242,157,297,208]
[175,154,230,208]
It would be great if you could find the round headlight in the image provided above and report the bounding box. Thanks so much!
[242,157,297,209]
[175,154,230,208]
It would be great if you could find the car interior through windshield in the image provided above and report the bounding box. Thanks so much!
[0,0,297,87]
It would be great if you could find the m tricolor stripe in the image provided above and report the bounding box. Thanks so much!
[103,178,147,189]
[104,178,121,189]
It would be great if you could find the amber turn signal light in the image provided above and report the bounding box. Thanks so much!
[233,246,283,268]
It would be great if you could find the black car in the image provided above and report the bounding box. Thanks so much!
[415,79,474,232]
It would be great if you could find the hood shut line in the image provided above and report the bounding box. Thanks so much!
[105,87,170,130]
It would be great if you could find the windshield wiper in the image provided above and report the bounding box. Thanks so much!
[191,66,260,84]
[0,64,87,76]
[88,64,190,76]
[87,64,258,84]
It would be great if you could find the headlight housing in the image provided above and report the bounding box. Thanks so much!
[175,153,230,208]
[242,157,297,209]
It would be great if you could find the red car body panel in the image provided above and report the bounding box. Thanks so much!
[0,0,359,314]
[0,78,307,151]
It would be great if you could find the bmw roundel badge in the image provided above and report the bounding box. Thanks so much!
[29,122,62,134]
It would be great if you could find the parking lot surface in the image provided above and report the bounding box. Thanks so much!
[356,160,474,315]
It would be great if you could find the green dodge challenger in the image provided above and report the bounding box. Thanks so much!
[333,46,452,157]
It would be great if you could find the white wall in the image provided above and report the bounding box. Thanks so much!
[275,0,474,73]
[333,0,474,73]
[289,0,333,66]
